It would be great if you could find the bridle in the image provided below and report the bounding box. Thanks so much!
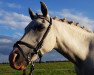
[13,16,52,75]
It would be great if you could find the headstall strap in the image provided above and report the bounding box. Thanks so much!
[38,50,43,63]
[28,17,52,75]
[34,17,52,63]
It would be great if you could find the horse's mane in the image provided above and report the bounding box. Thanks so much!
[32,14,93,33]
[53,16,94,33]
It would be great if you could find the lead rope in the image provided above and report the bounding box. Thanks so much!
[22,54,42,75]
[29,62,35,75]
[28,53,42,75]
[22,62,34,75]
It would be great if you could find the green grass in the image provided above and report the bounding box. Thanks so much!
[0,61,76,75]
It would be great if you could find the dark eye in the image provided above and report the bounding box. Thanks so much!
[37,24,45,31]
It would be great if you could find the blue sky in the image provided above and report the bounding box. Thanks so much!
[0,0,94,37]
[0,0,94,62]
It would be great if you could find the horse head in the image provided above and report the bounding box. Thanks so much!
[9,2,56,70]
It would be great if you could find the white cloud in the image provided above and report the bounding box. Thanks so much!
[0,35,16,44]
[13,32,23,39]
[50,9,94,32]
[0,9,93,33]
[0,1,21,9]
[0,10,31,29]
[0,38,12,43]
[7,3,21,8]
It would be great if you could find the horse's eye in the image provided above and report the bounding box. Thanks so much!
[36,25,45,31]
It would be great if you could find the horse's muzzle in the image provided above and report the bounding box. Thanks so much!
[9,48,27,70]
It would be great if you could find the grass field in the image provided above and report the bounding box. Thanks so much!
[0,61,76,75]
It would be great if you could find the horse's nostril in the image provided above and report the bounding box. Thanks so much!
[15,53,20,61]
[13,53,20,63]
[13,53,17,63]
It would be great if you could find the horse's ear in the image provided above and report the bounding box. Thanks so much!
[28,8,35,20]
[40,1,48,17]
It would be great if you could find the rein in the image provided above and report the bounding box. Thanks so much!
[13,17,52,75]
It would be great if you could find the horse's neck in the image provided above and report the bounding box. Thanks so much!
[53,20,94,64]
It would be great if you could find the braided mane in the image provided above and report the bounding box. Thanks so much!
[53,16,93,33]
[33,13,93,33]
